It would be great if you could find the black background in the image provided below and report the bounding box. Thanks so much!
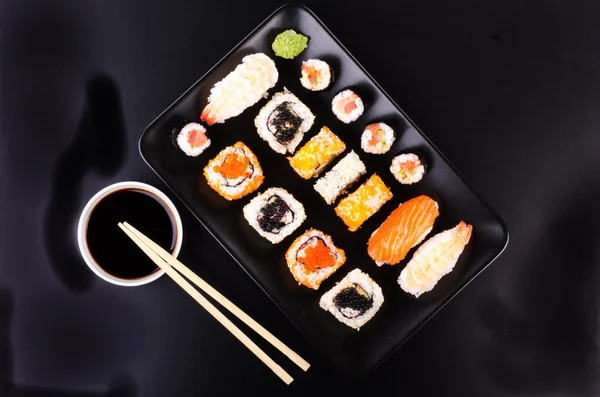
[1,0,599,396]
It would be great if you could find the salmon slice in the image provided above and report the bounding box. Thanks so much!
[187,128,208,147]
[367,195,439,266]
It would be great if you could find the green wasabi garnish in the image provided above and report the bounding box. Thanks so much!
[272,29,308,59]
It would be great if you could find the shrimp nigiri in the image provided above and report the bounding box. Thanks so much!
[398,221,473,297]
[201,53,278,125]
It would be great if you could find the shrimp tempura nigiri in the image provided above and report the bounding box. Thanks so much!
[398,221,473,297]
[201,53,278,125]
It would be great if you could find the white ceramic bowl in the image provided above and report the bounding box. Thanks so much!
[77,181,183,287]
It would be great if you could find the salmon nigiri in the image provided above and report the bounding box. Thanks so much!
[399,221,473,297]
[367,195,439,266]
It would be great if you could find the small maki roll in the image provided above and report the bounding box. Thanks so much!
[285,229,346,290]
[319,268,384,330]
[390,152,426,185]
[203,142,264,200]
[243,188,306,244]
[177,122,210,157]
[254,89,315,155]
[331,89,364,123]
[300,59,333,91]
[314,150,366,205]
[288,126,346,179]
[361,122,395,154]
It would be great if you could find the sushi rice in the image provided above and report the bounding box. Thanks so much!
[331,89,364,123]
[254,89,315,154]
[334,174,393,232]
[314,150,366,205]
[300,59,332,91]
[390,153,426,185]
[361,122,395,154]
[319,268,384,330]
[285,229,346,290]
[203,142,264,200]
[288,126,346,179]
[177,122,211,157]
[243,187,306,244]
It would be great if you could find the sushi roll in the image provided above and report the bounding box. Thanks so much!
[288,126,346,179]
[361,122,395,154]
[285,229,346,290]
[319,268,384,330]
[243,188,306,244]
[203,142,264,200]
[300,59,333,91]
[390,152,426,185]
[399,221,473,297]
[176,122,211,157]
[254,90,315,154]
[313,150,366,205]
[368,195,439,266]
[335,174,393,232]
[331,89,364,123]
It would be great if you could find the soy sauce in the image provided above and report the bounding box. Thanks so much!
[86,188,176,279]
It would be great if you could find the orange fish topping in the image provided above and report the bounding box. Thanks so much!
[300,239,336,273]
[306,65,318,84]
[368,128,385,145]
[187,129,208,147]
[216,153,249,180]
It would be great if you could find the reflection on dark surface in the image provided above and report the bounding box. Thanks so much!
[479,183,600,396]
[0,286,137,397]
[43,75,126,293]
[0,287,15,395]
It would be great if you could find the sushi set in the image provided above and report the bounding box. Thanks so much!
[140,4,508,374]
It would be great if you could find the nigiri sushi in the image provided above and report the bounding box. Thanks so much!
[367,195,439,266]
[399,221,473,297]
[201,53,278,125]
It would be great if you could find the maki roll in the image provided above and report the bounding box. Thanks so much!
[254,90,315,154]
[361,122,395,154]
[390,152,426,185]
[319,268,384,330]
[288,126,346,179]
[285,229,346,290]
[176,122,211,157]
[243,188,306,244]
[300,59,333,91]
[331,89,364,123]
[313,150,366,205]
[335,174,393,232]
[203,142,264,200]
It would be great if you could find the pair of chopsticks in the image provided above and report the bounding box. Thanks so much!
[118,222,309,384]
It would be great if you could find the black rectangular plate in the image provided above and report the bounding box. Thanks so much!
[140,4,509,375]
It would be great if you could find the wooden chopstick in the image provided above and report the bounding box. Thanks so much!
[118,223,294,385]
[122,221,310,372]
